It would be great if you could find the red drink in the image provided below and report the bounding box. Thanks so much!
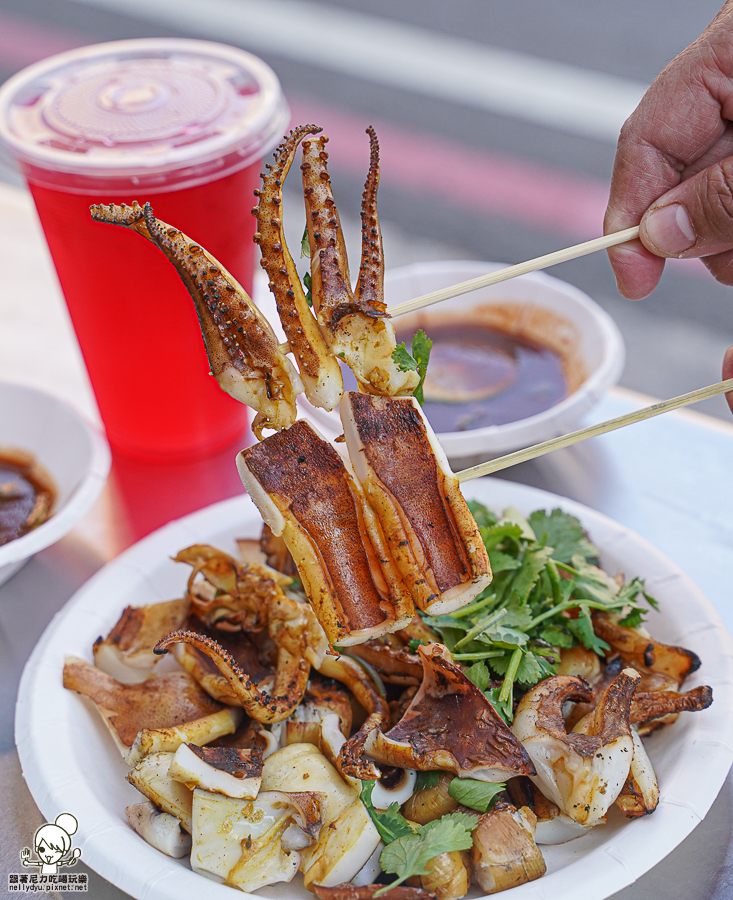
[0,40,289,461]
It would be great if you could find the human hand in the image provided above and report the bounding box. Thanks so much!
[605,1,733,298]
[20,848,30,867]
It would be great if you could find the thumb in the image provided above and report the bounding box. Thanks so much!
[640,157,733,259]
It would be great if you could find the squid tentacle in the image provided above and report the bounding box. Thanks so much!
[254,125,343,412]
[354,126,387,316]
[90,201,302,439]
[155,630,309,724]
[301,132,418,397]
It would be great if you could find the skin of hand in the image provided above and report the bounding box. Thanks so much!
[605,1,733,300]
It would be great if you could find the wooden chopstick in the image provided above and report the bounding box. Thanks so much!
[388,226,641,318]
[456,377,733,483]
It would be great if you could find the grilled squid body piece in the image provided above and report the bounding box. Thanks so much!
[90,201,302,439]
[93,598,191,684]
[341,393,491,614]
[237,419,415,646]
[301,129,418,397]
[254,125,343,411]
[364,643,534,781]
[513,669,640,826]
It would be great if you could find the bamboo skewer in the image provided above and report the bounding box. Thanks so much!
[388,226,641,318]
[456,377,733,483]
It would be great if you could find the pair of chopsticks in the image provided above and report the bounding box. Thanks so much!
[380,225,733,480]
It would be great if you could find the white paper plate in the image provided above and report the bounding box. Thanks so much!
[16,480,733,900]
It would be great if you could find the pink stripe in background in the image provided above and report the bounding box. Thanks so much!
[0,11,89,69]
[288,94,706,277]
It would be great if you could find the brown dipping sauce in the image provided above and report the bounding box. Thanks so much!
[396,321,568,433]
[0,449,56,546]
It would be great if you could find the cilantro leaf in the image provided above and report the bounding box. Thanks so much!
[360,780,415,844]
[618,607,644,628]
[540,624,574,648]
[567,608,610,655]
[303,271,313,307]
[391,331,432,404]
[464,661,491,691]
[300,224,310,258]
[528,509,598,563]
[392,342,418,373]
[511,546,554,603]
[485,686,513,724]
[467,501,498,529]
[488,550,522,574]
[415,771,440,791]
[411,330,432,404]
[448,778,505,813]
[377,812,478,893]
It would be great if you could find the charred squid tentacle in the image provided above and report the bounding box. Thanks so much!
[90,201,302,440]
[354,126,387,315]
[254,125,343,412]
[154,630,308,724]
[301,130,418,397]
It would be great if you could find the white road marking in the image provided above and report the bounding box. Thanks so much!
[65,0,647,142]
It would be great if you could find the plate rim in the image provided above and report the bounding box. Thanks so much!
[15,480,733,900]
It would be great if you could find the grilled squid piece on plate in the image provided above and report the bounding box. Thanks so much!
[62,656,225,758]
[90,201,302,439]
[513,669,640,826]
[301,129,419,397]
[93,597,190,684]
[155,629,311,724]
[616,727,659,817]
[341,392,492,614]
[364,643,534,781]
[125,801,192,858]
[261,742,382,888]
[190,786,327,891]
[237,419,415,646]
[591,611,701,684]
[254,125,343,411]
[168,743,263,800]
[506,776,591,844]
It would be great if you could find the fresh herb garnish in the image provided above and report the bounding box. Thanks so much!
[300,224,310,258]
[447,778,505,813]
[415,770,440,791]
[392,329,432,404]
[376,811,479,894]
[360,780,416,844]
[303,271,313,308]
[424,502,658,720]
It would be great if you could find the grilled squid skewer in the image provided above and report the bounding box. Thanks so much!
[90,201,302,439]
[341,392,492,614]
[254,125,344,411]
[301,129,418,397]
[237,419,415,646]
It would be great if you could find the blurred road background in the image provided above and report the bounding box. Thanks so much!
[1,0,731,417]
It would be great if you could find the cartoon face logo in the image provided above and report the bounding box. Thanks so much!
[21,813,81,874]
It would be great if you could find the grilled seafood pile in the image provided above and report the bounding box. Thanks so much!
[92,124,489,649]
[84,127,712,895]
[64,527,713,898]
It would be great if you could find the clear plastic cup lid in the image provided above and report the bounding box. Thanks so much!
[0,38,290,192]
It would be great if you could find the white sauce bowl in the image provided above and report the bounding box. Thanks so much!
[0,381,111,584]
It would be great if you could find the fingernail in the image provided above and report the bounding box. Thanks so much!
[643,204,696,256]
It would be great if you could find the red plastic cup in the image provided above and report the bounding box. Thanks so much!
[0,39,289,461]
